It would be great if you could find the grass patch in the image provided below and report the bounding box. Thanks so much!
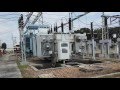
[100,74,120,78]
[16,60,38,78]
[17,61,29,78]
[94,72,120,78]
[16,59,34,78]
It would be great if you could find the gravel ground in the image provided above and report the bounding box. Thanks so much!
[36,61,120,78]
[0,54,22,78]
[20,56,120,78]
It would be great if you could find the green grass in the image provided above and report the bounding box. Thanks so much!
[16,60,29,78]
[95,72,120,78]
[100,74,120,78]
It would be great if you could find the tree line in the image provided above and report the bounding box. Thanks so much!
[74,27,120,43]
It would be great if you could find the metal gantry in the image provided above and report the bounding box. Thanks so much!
[23,12,33,28]
[18,12,43,64]
[32,12,43,24]
[101,13,120,58]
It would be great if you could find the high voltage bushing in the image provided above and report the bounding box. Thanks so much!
[51,27,52,33]
[61,22,64,33]
[48,30,49,34]
[18,14,24,28]
[56,24,58,33]
[104,17,108,26]
[54,26,56,32]
[69,18,71,31]
[20,21,24,28]
[91,22,94,38]
[48,29,50,34]
[104,16,108,39]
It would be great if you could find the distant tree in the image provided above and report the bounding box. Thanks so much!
[1,43,7,50]
[74,27,120,42]
[74,28,91,34]
[1,43,7,54]
[94,28,102,43]
[74,28,91,40]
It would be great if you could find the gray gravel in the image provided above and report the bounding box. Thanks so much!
[0,54,22,78]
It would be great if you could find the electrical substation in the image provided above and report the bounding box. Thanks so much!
[18,12,120,70]
[0,12,120,78]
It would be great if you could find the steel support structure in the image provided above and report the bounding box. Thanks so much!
[101,14,120,59]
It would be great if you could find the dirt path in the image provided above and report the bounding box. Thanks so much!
[0,54,22,78]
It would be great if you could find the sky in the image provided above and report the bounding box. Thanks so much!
[0,12,120,48]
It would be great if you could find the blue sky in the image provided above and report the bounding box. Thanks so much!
[0,12,120,48]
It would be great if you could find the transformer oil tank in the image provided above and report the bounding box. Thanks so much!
[74,33,87,53]
[32,35,37,56]
[36,34,54,58]
[24,35,30,54]
[54,34,74,62]
[36,35,41,58]
[57,42,70,60]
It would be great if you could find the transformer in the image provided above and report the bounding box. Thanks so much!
[32,35,37,56]
[74,33,87,54]
[53,34,74,62]
[52,33,87,63]
[24,33,35,57]
[86,40,96,56]
[36,34,54,58]
[24,35,30,55]
[24,31,88,63]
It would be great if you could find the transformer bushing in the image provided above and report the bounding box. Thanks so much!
[86,40,96,58]
[99,39,111,59]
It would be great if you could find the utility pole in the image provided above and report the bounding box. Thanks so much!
[101,12,104,58]
[18,14,27,64]
[91,22,95,60]
[102,12,106,57]
[18,12,42,64]
[102,12,104,40]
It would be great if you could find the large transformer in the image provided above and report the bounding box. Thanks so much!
[36,34,54,58]
[24,31,88,63]
[53,34,74,62]
[74,33,87,59]
[24,33,35,57]
[74,33,87,54]
[52,33,87,63]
